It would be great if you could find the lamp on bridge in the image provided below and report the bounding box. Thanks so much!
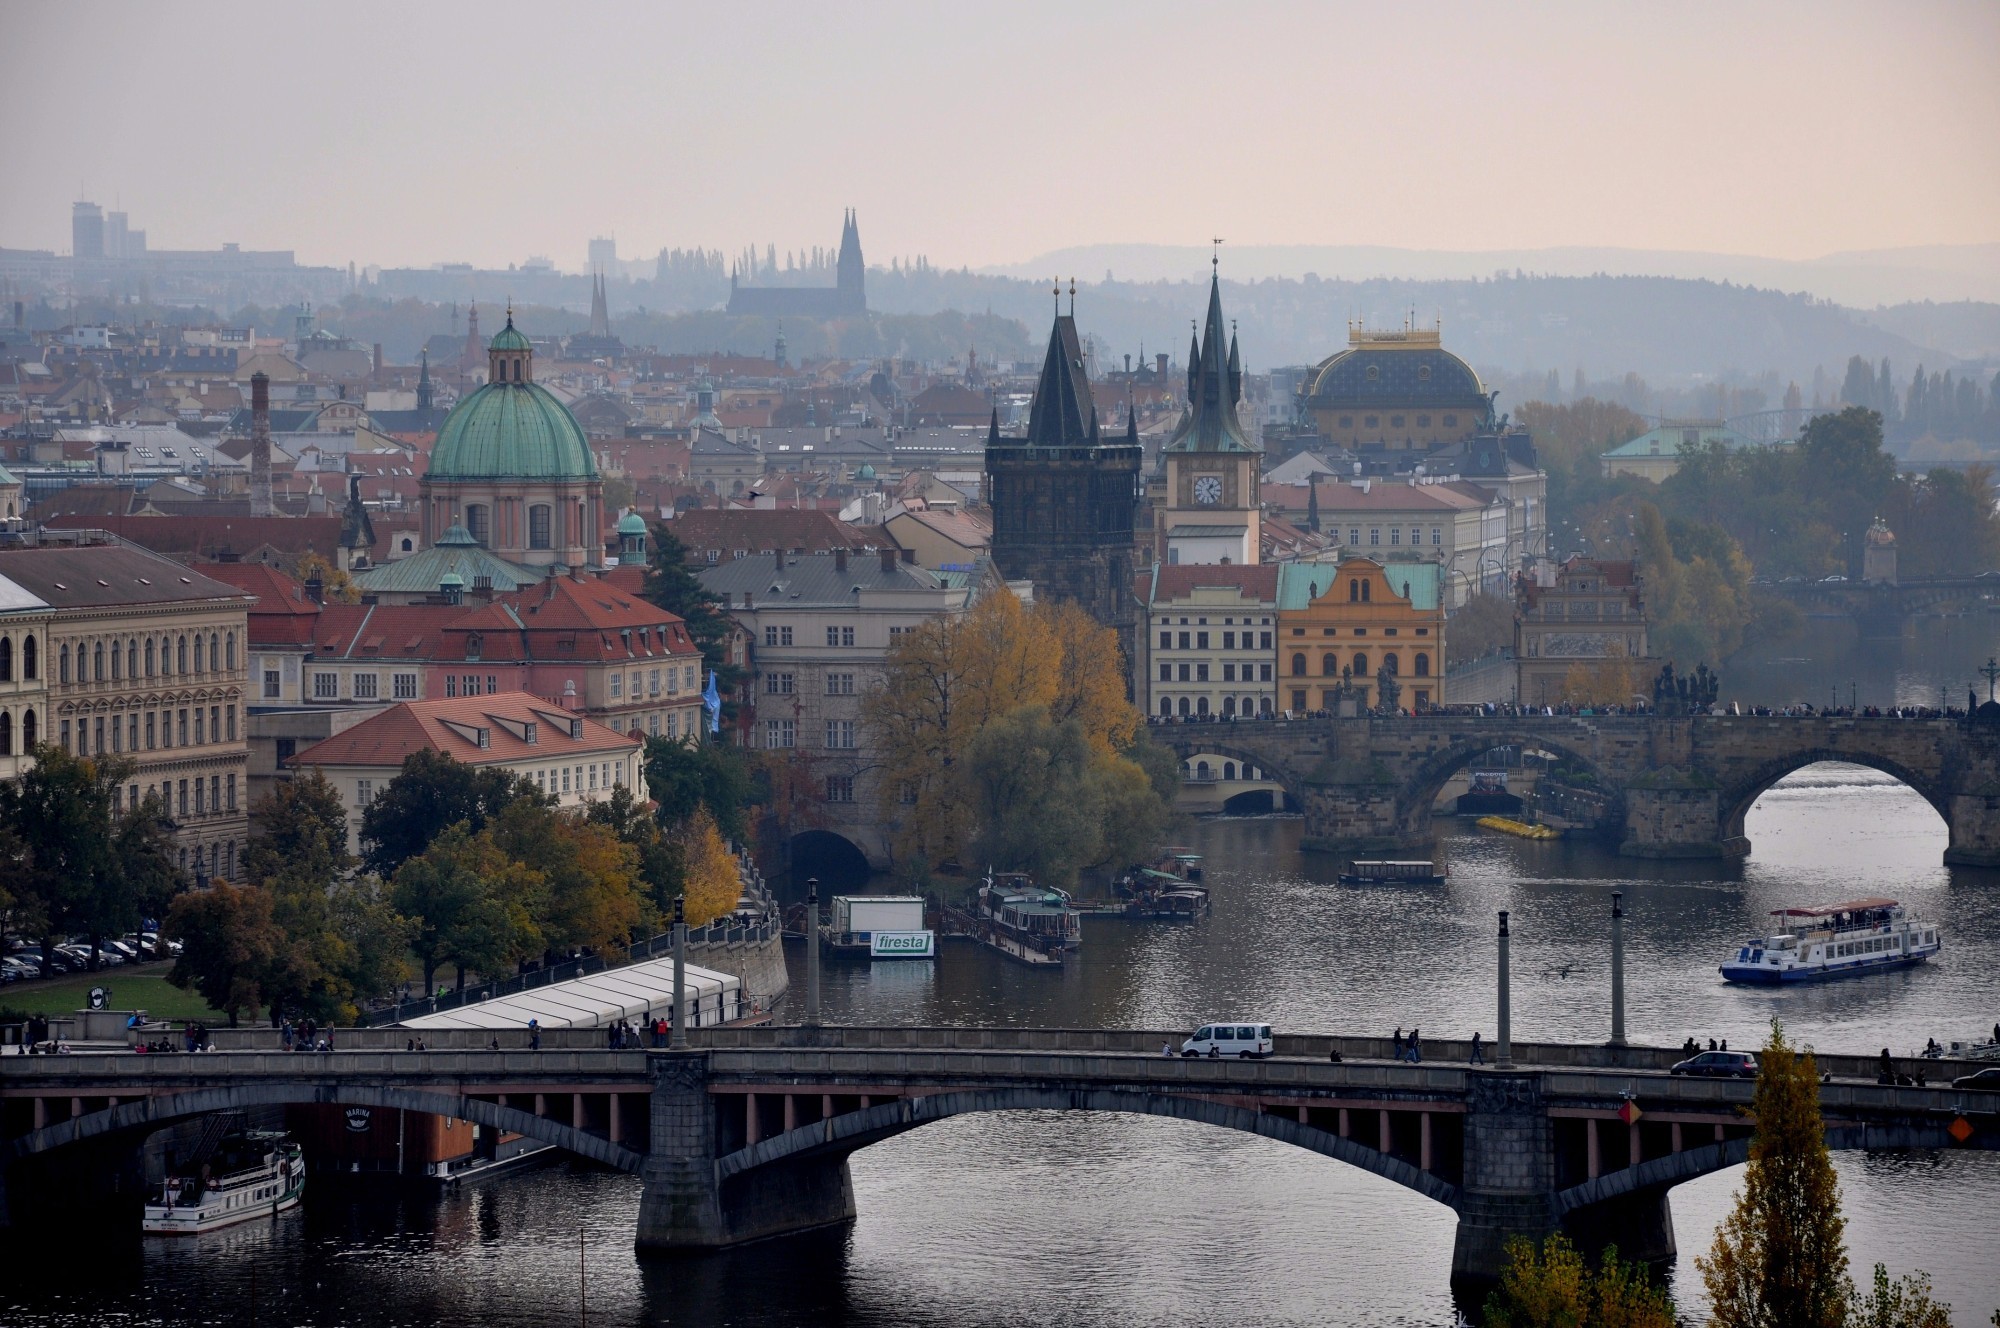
[1496,910,1512,1069]
[805,878,821,1028]
[671,895,687,1050]
[1609,892,1626,1048]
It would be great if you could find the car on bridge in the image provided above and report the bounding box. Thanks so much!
[1181,1022,1275,1059]
[1952,1067,2000,1091]
[1670,1050,1759,1079]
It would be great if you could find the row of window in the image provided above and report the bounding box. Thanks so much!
[1289,652,1432,677]
[1324,528,1445,548]
[0,633,37,682]
[57,631,237,685]
[610,664,698,699]
[1159,696,1275,718]
[60,703,238,756]
[119,774,238,819]
[760,719,858,750]
[1160,662,1276,684]
[306,670,422,701]
[1336,413,1457,430]
[0,707,37,754]
[1155,617,1273,626]
[760,625,863,648]
[1158,630,1274,652]
[764,672,856,696]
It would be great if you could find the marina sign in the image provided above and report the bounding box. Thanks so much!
[870,930,936,959]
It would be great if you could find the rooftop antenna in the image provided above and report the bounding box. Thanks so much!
[1211,237,1224,270]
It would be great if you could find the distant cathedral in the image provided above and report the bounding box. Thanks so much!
[725,210,867,317]
[986,304,1143,659]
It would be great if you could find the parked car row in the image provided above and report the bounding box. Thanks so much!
[1,932,180,981]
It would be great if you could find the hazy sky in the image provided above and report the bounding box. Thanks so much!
[4,1,1997,273]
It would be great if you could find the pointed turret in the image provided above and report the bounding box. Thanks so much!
[1125,401,1139,443]
[415,350,433,413]
[1227,326,1242,405]
[1023,312,1095,446]
[1163,269,1255,455]
[988,406,1001,445]
[588,270,611,338]
[1186,328,1200,401]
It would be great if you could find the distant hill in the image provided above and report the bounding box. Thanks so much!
[983,242,2000,308]
[867,268,1977,388]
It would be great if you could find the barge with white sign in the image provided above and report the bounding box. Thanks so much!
[822,895,936,960]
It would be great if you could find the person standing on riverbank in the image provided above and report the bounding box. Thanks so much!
[1470,1031,1484,1065]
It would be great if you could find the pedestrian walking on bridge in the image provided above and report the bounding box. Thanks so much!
[1469,1031,1484,1065]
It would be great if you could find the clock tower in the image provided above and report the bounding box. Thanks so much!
[1157,268,1261,565]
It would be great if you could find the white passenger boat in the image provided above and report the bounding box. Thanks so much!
[1720,897,1941,985]
[143,1131,304,1234]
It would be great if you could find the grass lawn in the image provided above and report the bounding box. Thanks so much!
[2,965,227,1023]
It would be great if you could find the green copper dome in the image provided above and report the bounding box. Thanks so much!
[616,510,648,535]
[428,379,597,480]
[488,319,532,352]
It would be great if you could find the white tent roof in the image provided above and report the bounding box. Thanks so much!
[400,955,740,1031]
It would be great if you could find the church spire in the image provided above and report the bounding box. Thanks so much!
[1162,264,1254,454]
[588,270,611,338]
[416,349,432,412]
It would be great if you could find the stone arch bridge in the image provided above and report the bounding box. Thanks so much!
[1152,713,2000,864]
[4,1028,1993,1282]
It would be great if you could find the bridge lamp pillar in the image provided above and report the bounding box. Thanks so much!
[671,895,688,1050]
[1609,891,1627,1047]
[805,878,822,1027]
[1496,910,1512,1069]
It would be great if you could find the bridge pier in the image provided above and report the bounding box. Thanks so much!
[1943,792,2000,867]
[1565,1188,1677,1265]
[634,1052,855,1251]
[1450,1071,1559,1283]
[1618,780,1733,859]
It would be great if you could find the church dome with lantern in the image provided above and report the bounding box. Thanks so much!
[418,311,606,570]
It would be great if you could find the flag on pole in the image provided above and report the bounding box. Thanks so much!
[702,669,721,733]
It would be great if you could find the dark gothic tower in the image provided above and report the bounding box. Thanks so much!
[415,350,433,413]
[986,303,1143,665]
[588,271,611,338]
[835,209,866,314]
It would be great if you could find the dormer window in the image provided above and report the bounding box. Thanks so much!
[466,634,483,661]
[476,727,491,749]
[524,722,538,745]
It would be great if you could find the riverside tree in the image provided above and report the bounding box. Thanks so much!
[865,591,1173,884]
[1698,1020,1849,1328]
[1482,1231,1674,1328]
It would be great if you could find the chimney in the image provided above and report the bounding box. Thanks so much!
[1156,352,1169,379]
[249,371,273,518]
[879,547,897,573]
[902,548,916,564]
[834,546,848,572]
[775,550,785,575]
[304,575,324,605]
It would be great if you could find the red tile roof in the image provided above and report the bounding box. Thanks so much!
[198,561,322,647]
[292,694,641,770]
[1136,563,1280,605]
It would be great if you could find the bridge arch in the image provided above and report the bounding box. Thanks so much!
[4,1082,645,1174]
[1715,750,1951,850]
[1398,731,1622,833]
[714,1086,1461,1210]
[788,829,871,891]
[1154,734,1312,814]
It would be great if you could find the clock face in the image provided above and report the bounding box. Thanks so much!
[1193,475,1223,506]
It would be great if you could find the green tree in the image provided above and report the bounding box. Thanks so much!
[586,781,687,911]
[1698,1020,1850,1328]
[1484,1232,1675,1328]
[244,770,353,887]
[391,824,542,993]
[1850,1263,1954,1328]
[483,800,651,957]
[360,749,542,877]
[643,735,753,842]
[165,882,285,1024]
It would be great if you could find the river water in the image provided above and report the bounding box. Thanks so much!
[6,767,1999,1326]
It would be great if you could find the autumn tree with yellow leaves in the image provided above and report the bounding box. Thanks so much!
[864,591,1174,885]
[676,805,741,926]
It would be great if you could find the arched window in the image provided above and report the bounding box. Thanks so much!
[1362,580,1371,602]
[21,708,34,747]
[226,633,236,670]
[177,636,188,673]
[466,634,483,661]
[0,636,10,681]
[529,505,553,550]
[1196,761,1210,779]
[94,642,105,681]
[1177,697,1191,716]
[59,643,70,683]
[194,635,204,673]
[1415,653,1430,677]
[1322,654,1338,676]
[1290,653,1307,676]
[1383,653,1399,675]
[1196,697,1210,716]
[465,504,491,545]
[1224,762,1237,780]
[145,638,155,676]
[1259,696,1273,716]
[208,633,219,671]
[1348,579,1359,602]
[1352,652,1368,676]
[110,639,121,680]
[1222,697,1237,716]
[1159,697,1172,716]
[0,711,11,755]
[21,634,35,680]
[127,639,137,677]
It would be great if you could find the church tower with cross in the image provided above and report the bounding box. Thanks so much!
[985,282,1144,658]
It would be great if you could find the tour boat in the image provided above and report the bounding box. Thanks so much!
[143,1131,305,1234]
[1719,897,1941,985]
[970,870,1080,966]
[1338,860,1448,886]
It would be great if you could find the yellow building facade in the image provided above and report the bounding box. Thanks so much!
[1274,556,1446,712]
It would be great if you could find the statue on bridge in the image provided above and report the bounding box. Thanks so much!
[1652,662,1719,716]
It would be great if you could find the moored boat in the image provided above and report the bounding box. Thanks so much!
[1338,859,1448,885]
[970,871,1079,966]
[143,1130,304,1234]
[1720,897,1941,985]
